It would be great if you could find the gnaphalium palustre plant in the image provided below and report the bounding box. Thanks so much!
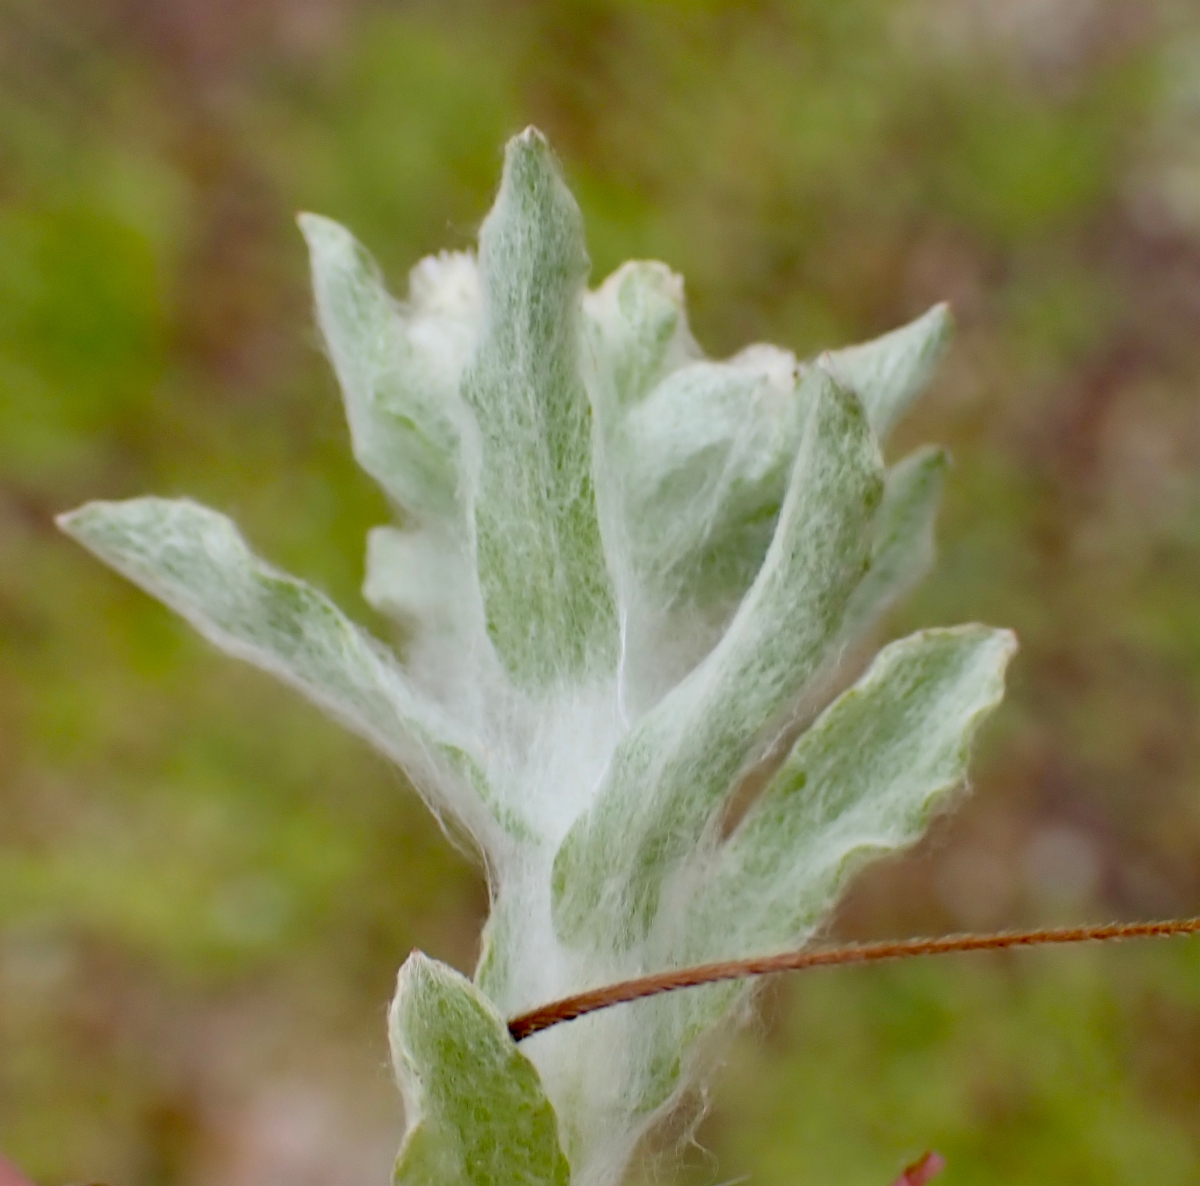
[59,128,1015,1186]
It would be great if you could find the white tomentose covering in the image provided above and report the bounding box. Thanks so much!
[59,128,1015,1186]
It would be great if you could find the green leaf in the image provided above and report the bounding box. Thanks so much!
[842,444,949,639]
[461,128,617,688]
[823,303,952,441]
[553,373,883,945]
[390,952,571,1186]
[583,260,698,410]
[684,625,1017,961]
[618,345,806,612]
[603,342,810,711]
[624,629,1013,1119]
[299,214,472,520]
[56,498,489,832]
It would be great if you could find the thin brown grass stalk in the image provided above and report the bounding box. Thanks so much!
[508,917,1200,1041]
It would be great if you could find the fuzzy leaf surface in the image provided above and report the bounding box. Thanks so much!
[619,625,1015,1117]
[553,373,883,945]
[824,303,951,440]
[461,128,616,686]
[299,214,470,520]
[583,260,698,410]
[842,444,949,640]
[57,498,486,830]
[618,345,806,613]
[687,625,1017,959]
[390,953,571,1186]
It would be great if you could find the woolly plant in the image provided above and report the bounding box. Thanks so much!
[59,128,1016,1186]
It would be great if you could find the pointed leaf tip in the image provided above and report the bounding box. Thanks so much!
[296,209,344,244]
[685,624,1017,962]
[57,497,487,832]
[823,303,953,441]
[390,953,570,1186]
[465,125,615,686]
[300,211,466,520]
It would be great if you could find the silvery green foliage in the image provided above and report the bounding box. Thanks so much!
[389,954,570,1186]
[59,128,1015,1186]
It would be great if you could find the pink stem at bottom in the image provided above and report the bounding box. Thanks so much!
[891,1151,946,1186]
[0,1155,34,1186]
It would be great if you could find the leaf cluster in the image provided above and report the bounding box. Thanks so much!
[59,130,1013,1186]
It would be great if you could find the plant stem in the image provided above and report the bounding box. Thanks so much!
[508,916,1200,1040]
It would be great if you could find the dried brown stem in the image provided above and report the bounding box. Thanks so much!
[508,916,1200,1041]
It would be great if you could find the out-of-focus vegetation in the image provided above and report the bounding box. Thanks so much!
[3,1,1200,1183]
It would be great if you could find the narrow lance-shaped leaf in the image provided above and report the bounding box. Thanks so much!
[299,214,470,520]
[621,626,1015,1115]
[56,498,492,837]
[602,343,810,712]
[841,444,949,641]
[684,625,1017,961]
[823,303,951,441]
[462,128,617,687]
[390,952,571,1186]
[553,373,883,946]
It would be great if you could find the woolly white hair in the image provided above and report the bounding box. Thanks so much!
[59,128,1014,1186]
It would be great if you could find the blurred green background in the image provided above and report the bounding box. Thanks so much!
[4,1,1200,1183]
